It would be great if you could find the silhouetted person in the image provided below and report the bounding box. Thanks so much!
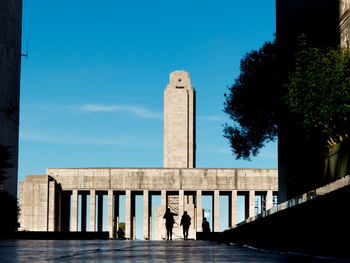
[202,217,210,233]
[180,211,191,240]
[163,208,177,240]
[117,228,125,239]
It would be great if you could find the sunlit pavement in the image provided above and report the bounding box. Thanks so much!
[0,240,347,263]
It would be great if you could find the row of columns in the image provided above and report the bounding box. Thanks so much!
[68,189,275,239]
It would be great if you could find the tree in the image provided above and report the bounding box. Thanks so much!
[286,45,350,147]
[223,40,283,159]
[224,37,350,160]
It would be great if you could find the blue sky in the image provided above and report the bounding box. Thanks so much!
[19,0,277,237]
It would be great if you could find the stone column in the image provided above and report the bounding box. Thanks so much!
[108,190,114,238]
[161,190,167,240]
[213,190,219,232]
[48,181,56,231]
[249,191,255,218]
[81,194,87,232]
[71,190,78,231]
[266,190,273,210]
[98,193,103,232]
[196,190,202,232]
[143,190,150,240]
[90,190,96,232]
[125,190,132,239]
[229,190,237,227]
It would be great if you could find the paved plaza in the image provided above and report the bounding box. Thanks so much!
[0,240,347,263]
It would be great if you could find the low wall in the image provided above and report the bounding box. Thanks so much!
[218,176,350,259]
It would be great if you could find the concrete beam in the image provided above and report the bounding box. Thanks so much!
[46,168,278,191]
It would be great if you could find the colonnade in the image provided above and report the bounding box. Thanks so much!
[62,189,276,239]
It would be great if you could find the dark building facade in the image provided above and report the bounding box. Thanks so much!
[0,0,22,197]
[276,0,350,202]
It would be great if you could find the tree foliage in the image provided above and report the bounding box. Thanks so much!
[224,37,350,160]
[286,45,350,146]
[223,41,282,159]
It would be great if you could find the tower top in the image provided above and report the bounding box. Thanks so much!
[166,70,193,92]
[169,70,191,86]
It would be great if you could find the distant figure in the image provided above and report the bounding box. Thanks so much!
[180,211,191,240]
[202,217,210,233]
[117,228,125,239]
[163,208,177,240]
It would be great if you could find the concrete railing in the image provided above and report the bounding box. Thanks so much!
[235,175,350,227]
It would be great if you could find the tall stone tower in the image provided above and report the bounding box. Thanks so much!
[164,70,196,168]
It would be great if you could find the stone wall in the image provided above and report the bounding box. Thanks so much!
[340,0,350,48]
[276,0,341,48]
[0,0,22,197]
[19,175,50,231]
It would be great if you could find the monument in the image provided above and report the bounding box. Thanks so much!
[164,71,195,168]
[18,71,278,240]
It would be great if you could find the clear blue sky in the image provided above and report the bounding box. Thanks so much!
[19,0,277,238]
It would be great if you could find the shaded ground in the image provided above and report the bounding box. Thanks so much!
[0,240,347,263]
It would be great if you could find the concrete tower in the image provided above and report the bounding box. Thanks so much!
[164,70,196,168]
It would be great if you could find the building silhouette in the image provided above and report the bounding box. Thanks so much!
[0,0,22,197]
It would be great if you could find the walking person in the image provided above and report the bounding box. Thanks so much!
[180,211,191,240]
[163,208,177,240]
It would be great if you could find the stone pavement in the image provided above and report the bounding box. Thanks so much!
[0,240,347,263]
